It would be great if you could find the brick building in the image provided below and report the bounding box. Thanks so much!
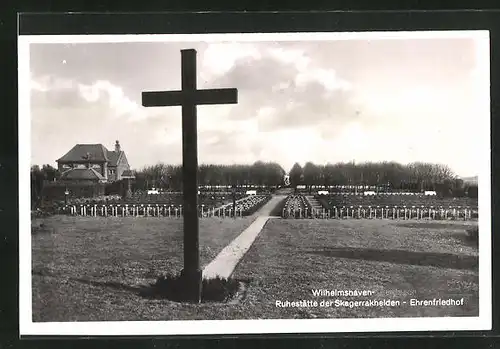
[56,140,131,183]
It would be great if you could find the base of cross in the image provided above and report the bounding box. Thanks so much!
[179,268,203,303]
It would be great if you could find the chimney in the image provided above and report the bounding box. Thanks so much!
[84,152,92,169]
[115,140,121,152]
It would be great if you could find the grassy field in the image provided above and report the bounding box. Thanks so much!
[232,219,479,319]
[32,216,479,321]
[32,215,254,321]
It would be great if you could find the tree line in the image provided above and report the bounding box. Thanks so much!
[288,161,477,197]
[132,161,287,191]
[30,160,478,206]
[31,164,60,208]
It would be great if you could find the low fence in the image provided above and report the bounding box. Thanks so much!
[282,206,477,220]
[59,199,270,218]
[58,194,272,218]
[60,204,247,218]
[315,195,478,209]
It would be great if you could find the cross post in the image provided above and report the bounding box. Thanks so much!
[142,49,238,303]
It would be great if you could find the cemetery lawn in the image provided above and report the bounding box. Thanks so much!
[32,217,479,321]
[231,219,479,319]
[31,215,254,322]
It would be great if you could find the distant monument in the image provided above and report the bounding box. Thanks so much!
[284,174,290,186]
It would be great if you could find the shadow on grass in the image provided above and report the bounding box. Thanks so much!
[142,274,246,302]
[33,268,248,303]
[33,269,147,293]
[71,277,146,293]
[72,275,248,303]
[305,247,478,271]
[452,234,479,249]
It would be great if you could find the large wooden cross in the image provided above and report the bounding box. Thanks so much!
[142,49,238,303]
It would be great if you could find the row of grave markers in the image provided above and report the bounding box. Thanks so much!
[61,194,272,218]
[60,203,476,220]
[282,206,476,220]
[62,204,246,218]
[61,204,476,220]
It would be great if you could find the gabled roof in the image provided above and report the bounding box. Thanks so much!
[59,168,105,181]
[106,150,123,167]
[121,169,135,178]
[57,144,109,163]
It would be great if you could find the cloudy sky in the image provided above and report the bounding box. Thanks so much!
[28,35,488,177]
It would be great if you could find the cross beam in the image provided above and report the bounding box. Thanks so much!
[141,49,238,303]
[142,89,238,107]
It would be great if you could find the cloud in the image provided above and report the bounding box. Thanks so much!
[30,75,186,167]
[28,39,485,176]
[207,47,361,133]
[200,43,262,81]
[31,76,152,122]
[31,76,83,107]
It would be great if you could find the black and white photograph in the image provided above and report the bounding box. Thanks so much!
[19,31,491,335]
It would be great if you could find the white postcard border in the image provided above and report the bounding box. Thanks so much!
[18,30,491,336]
